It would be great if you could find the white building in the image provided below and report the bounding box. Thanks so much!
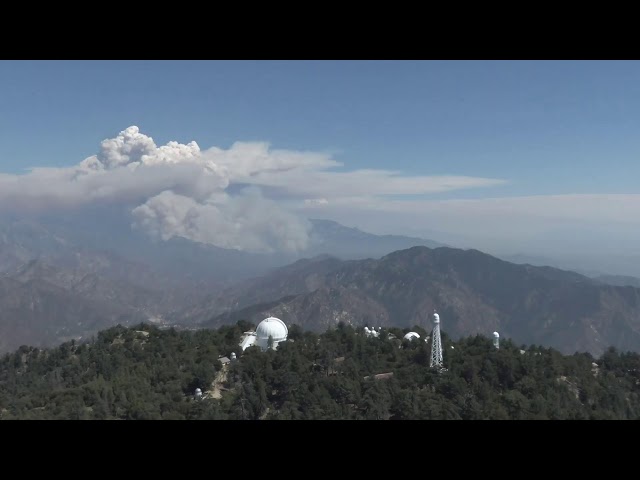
[364,326,380,338]
[239,316,289,351]
[403,332,421,342]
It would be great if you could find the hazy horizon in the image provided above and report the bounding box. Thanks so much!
[1,60,639,271]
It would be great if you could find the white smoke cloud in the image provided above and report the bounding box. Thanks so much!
[132,189,311,253]
[0,126,505,253]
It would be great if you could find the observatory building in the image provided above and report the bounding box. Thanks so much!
[364,326,381,338]
[239,316,288,351]
[403,332,421,342]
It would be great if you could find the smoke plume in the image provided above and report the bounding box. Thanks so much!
[0,126,504,253]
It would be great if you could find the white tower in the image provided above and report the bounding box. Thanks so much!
[194,388,202,399]
[493,331,500,349]
[430,312,444,369]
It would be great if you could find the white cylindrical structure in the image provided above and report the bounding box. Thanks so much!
[493,331,500,349]
[430,312,443,369]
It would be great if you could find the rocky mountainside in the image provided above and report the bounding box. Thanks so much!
[203,246,640,356]
[0,219,73,272]
[0,214,447,351]
[6,259,161,312]
[0,276,149,353]
[175,255,345,324]
[0,257,218,353]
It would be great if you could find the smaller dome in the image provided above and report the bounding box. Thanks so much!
[493,331,500,338]
[403,332,421,341]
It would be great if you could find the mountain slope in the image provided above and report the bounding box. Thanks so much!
[175,255,345,324]
[203,246,640,356]
[6,259,162,313]
[0,276,148,353]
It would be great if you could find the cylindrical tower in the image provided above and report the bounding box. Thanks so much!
[493,331,500,349]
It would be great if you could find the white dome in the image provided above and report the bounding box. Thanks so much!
[403,332,421,341]
[256,316,288,342]
[493,331,500,338]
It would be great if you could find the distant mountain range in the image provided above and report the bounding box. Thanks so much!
[5,212,640,357]
[0,214,446,352]
[305,218,446,258]
[202,247,640,357]
[0,214,446,281]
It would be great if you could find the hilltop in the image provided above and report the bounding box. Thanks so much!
[1,322,639,420]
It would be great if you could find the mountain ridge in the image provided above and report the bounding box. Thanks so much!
[203,246,640,356]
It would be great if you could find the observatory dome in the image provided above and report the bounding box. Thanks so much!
[256,317,288,342]
[493,332,500,338]
[239,317,289,351]
[403,332,421,341]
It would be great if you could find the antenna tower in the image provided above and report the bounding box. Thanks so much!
[430,311,445,371]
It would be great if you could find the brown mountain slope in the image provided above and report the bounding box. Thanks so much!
[175,255,345,324]
[0,277,148,353]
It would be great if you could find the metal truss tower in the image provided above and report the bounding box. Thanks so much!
[430,312,444,369]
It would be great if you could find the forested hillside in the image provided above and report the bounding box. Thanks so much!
[1,322,639,420]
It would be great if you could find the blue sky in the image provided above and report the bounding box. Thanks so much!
[2,60,640,260]
[2,60,639,197]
